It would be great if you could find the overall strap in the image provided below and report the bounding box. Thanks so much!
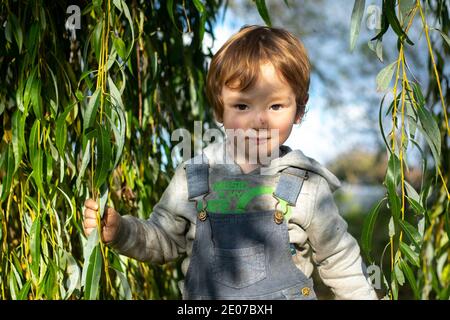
[184,152,210,201]
[273,167,309,206]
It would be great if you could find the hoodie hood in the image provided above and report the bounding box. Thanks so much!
[202,140,341,192]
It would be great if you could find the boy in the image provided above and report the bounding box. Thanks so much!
[83,25,378,300]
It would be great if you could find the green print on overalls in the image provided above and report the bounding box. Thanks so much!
[196,179,293,220]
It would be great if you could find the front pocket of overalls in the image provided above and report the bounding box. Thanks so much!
[212,245,266,289]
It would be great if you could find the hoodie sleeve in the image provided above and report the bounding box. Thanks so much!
[107,163,190,264]
[305,176,378,300]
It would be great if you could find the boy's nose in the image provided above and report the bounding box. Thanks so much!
[252,111,268,129]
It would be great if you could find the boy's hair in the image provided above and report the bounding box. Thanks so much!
[206,25,311,123]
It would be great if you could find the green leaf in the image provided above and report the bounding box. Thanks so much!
[413,83,441,171]
[30,78,43,119]
[166,0,177,29]
[120,0,135,62]
[45,150,53,184]
[83,88,101,131]
[29,120,45,195]
[399,219,422,248]
[399,258,419,298]
[406,196,425,215]
[108,76,124,110]
[94,124,112,189]
[64,252,81,299]
[435,28,450,49]
[106,109,125,169]
[193,0,206,44]
[17,280,32,300]
[405,100,417,139]
[384,0,414,45]
[399,0,416,19]
[388,216,396,237]
[98,183,109,219]
[368,38,383,62]
[26,23,40,60]
[399,242,420,267]
[376,61,397,92]
[394,261,405,286]
[8,269,19,300]
[391,269,399,300]
[113,36,127,60]
[56,103,76,157]
[349,0,366,51]
[371,0,389,42]
[12,110,25,173]
[108,76,126,168]
[378,95,392,153]
[75,90,84,101]
[361,198,386,260]
[25,195,39,215]
[23,67,37,113]
[445,203,450,243]
[404,180,421,203]
[4,16,13,43]
[111,266,132,300]
[76,139,91,191]
[113,0,122,12]
[385,153,401,220]
[404,181,425,214]
[30,216,41,277]
[57,186,75,228]
[16,77,25,112]
[44,261,57,298]
[9,13,23,53]
[1,145,15,202]
[84,244,102,300]
[81,228,99,286]
[47,66,59,114]
[91,21,103,62]
[255,0,272,27]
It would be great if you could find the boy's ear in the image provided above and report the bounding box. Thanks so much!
[295,93,309,124]
[294,109,302,124]
[303,93,309,106]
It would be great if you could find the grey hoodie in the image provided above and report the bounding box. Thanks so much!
[110,140,378,300]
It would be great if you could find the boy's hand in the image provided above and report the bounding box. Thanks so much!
[83,199,121,244]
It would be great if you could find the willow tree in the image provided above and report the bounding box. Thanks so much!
[0,0,228,299]
[350,0,449,299]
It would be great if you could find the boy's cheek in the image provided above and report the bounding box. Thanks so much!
[222,113,249,130]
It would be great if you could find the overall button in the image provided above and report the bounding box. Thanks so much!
[198,210,207,221]
[301,287,311,296]
[274,210,284,224]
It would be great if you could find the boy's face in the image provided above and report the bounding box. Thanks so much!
[220,61,301,163]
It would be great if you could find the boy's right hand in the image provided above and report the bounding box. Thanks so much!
[83,199,122,244]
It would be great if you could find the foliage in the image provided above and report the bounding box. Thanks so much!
[0,0,224,299]
[351,0,449,299]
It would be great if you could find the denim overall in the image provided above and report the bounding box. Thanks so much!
[183,154,317,300]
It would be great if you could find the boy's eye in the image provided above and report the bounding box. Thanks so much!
[234,104,248,111]
[270,104,283,110]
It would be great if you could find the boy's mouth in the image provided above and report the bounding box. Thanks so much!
[246,137,270,145]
